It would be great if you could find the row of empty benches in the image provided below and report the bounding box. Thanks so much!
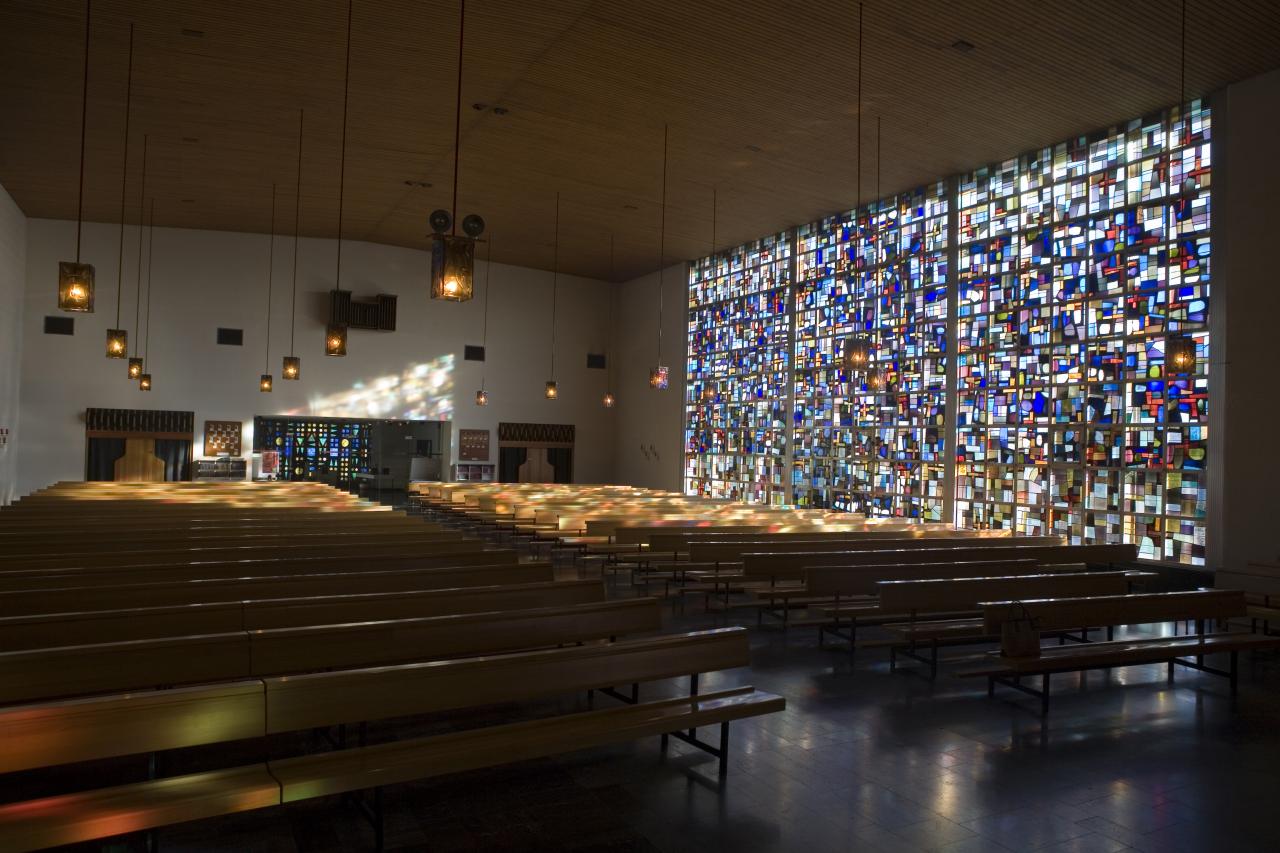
[0,482,785,851]
[412,483,1280,717]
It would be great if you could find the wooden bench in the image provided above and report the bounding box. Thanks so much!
[0,578,606,650]
[875,571,1136,677]
[962,590,1280,714]
[0,597,661,705]
[1217,566,1280,631]
[0,561,553,616]
[0,627,783,851]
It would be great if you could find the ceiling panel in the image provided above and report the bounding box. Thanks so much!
[2,0,1278,282]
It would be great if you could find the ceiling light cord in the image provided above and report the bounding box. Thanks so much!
[114,22,134,327]
[657,123,668,364]
[131,134,148,357]
[334,0,353,290]
[266,184,276,373]
[143,198,154,361]
[451,0,466,234]
[855,2,862,212]
[550,192,559,379]
[480,232,492,391]
[75,0,91,262]
[290,109,304,356]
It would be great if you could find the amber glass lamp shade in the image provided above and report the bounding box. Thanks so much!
[282,356,300,380]
[430,234,475,302]
[475,389,488,406]
[701,386,716,402]
[58,262,95,312]
[324,325,348,357]
[138,373,153,391]
[127,357,144,379]
[842,336,872,372]
[105,329,128,358]
[1165,333,1196,376]
[864,367,887,392]
[544,380,558,400]
[260,374,273,392]
[602,392,616,408]
[649,366,669,390]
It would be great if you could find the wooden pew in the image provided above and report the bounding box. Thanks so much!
[0,628,783,850]
[0,598,661,704]
[874,571,1136,677]
[0,579,606,650]
[0,560,552,616]
[964,590,1280,714]
[0,546,501,591]
[0,526,450,559]
[1217,565,1280,630]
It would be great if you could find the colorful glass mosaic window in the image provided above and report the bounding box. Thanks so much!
[791,182,950,518]
[953,101,1210,564]
[684,232,792,504]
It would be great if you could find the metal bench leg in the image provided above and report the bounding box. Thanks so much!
[1231,650,1239,696]
[718,721,730,778]
[373,787,384,853]
[1041,673,1050,717]
[1168,660,1175,685]
[987,676,995,698]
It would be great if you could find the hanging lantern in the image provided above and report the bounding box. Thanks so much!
[1165,333,1196,376]
[282,356,300,380]
[701,386,716,402]
[260,374,274,393]
[58,262,95,312]
[544,380,559,400]
[842,336,872,372]
[602,392,616,408]
[127,357,144,379]
[475,389,488,406]
[138,373,152,391]
[105,329,127,358]
[650,366,669,390]
[864,366,887,392]
[324,325,347,357]
[430,231,477,302]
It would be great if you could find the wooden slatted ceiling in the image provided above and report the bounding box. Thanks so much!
[2,0,1279,283]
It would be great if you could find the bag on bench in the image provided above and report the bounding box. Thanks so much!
[1002,601,1041,659]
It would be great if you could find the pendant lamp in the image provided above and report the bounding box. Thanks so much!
[284,109,304,379]
[58,0,96,312]
[430,0,485,301]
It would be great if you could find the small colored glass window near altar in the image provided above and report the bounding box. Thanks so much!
[253,416,373,483]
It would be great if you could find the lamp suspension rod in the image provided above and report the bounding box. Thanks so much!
[550,191,559,379]
[658,123,668,363]
[143,197,154,360]
[334,0,352,289]
[75,0,92,262]
[114,22,134,327]
[480,232,492,390]
[856,1,862,211]
[290,109,303,355]
[132,134,148,356]
[450,0,466,233]
[266,183,276,373]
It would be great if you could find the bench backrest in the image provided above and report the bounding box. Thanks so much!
[981,589,1245,634]
[694,535,1066,566]
[0,526,448,558]
[876,571,1132,614]
[0,627,746,775]
[805,560,1043,596]
[0,547,505,591]
[1217,569,1280,599]
[0,561,551,616]
[745,543,1137,580]
[0,579,606,650]
[0,598,661,705]
[614,525,765,547]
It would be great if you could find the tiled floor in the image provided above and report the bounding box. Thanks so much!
[49,579,1280,852]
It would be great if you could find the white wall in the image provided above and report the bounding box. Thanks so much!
[0,185,26,504]
[17,218,615,497]
[1215,68,1280,570]
[611,265,687,491]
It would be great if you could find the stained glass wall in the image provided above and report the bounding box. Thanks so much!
[254,416,373,484]
[953,101,1210,564]
[682,101,1211,565]
[684,232,792,504]
[792,182,949,518]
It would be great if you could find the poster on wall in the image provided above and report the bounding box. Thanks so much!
[458,429,490,461]
[203,420,243,456]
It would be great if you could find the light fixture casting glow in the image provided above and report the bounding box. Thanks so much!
[58,262,95,312]
[138,373,152,391]
[1165,333,1196,375]
[128,357,143,379]
[325,325,348,356]
[603,392,615,408]
[650,366,669,390]
[475,389,488,406]
[283,356,300,380]
[545,380,558,400]
[105,329,127,358]
[260,374,274,392]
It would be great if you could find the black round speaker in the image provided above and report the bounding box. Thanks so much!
[428,209,452,234]
[461,213,486,238]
